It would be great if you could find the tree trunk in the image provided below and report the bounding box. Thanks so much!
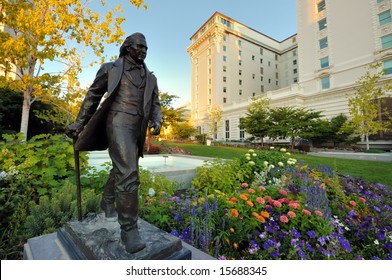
[365,133,370,150]
[20,90,31,141]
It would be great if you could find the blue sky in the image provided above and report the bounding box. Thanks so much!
[80,0,297,108]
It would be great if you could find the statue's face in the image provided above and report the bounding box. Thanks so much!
[127,37,148,64]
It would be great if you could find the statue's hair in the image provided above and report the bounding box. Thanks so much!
[119,33,146,57]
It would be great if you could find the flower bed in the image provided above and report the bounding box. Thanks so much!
[140,149,392,260]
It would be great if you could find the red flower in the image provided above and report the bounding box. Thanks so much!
[273,200,282,208]
[287,211,296,218]
[279,189,287,196]
[359,197,366,203]
[280,215,289,223]
[349,200,356,207]
[302,209,311,216]
[314,210,323,217]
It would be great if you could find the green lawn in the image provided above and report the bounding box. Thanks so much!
[163,142,392,187]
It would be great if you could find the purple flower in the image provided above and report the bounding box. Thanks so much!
[218,255,227,260]
[318,236,328,246]
[263,239,274,250]
[291,228,301,238]
[371,256,381,260]
[270,250,280,258]
[306,242,314,253]
[338,236,352,253]
[297,249,307,260]
[170,229,179,237]
[307,230,316,239]
[385,242,392,250]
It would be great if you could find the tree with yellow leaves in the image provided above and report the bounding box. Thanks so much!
[0,0,146,140]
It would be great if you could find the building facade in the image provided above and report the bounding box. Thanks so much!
[187,1,392,146]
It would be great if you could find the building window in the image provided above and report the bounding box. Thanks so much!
[260,48,263,55]
[384,59,392,74]
[252,55,255,60]
[275,54,278,61]
[239,69,242,75]
[223,76,227,82]
[252,92,256,96]
[239,118,245,140]
[239,79,242,85]
[260,58,263,64]
[268,61,271,66]
[377,0,385,3]
[239,60,242,66]
[208,99,211,105]
[318,18,327,30]
[269,79,271,84]
[223,35,227,41]
[208,58,211,65]
[379,10,392,26]
[321,76,330,89]
[223,56,227,62]
[239,50,242,56]
[223,87,227,93]
[223,45,227,51]
[293,59,297,65]
[275,72,279,79]
[381,34,392,48]
[293,50,297,56]
[223,66,227,72]
[260,67,264,74]
[294,78,298,83]
[260,76,263,81]
[238,40,242,46]
[225,120,230,139]
[223,97,227,103]
[252,74,255,79]
[317,1,326,13]
[239,89,242,95]
[320,56,329,68]
[319,37,328,49]
[261,85,264,92]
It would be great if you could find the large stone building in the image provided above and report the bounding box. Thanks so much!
[187,0,392,147]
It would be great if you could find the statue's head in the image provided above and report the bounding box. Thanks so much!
[119,33,148,64]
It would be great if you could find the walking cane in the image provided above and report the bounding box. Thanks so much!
[73,138,83,221]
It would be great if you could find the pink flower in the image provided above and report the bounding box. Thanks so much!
[273,200,282,208]
[287,211,296,218]
[314,210,323,217]
[289,202,300,209]
[349,200,356,207]
[241,183,249,188]
[279,189,287,196]
[256,197,265,204]
[359,197,366,203]
[280,215,289,223]
[258,186,266,191]
[302,209,311,216]
[248,188,255,194]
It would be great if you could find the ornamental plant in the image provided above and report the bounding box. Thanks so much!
[140,157,392,260]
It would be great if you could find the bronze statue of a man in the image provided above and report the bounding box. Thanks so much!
[66,33,162,254]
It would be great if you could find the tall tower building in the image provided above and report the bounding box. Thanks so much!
[187,12,298,139]
[188,2,392,146]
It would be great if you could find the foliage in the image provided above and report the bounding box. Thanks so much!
[269,106,322,149]
[0,133,85,196]
[159,92,187,132]
[170,121,197,140]
[194,134,207,145]
[0,0,143,139]
[207,105,222,139]
[141,155,392,260]
[341,63,392,150]
[241,97,271,146]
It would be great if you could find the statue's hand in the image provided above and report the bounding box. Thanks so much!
[150,121,161,136]
[65,122,83,139]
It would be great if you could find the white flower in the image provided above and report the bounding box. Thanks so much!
[280,148,287,152]
[263,161,269,167]
[248,161,255,166]
[374,239,379,245]
[148,188,156,197]
[278,162,284,167]
[245,153,251,157]
[286,152,291,156]
[248,149,255,153]
[252,153,257,157]
[269,146,275,150]
[246,156,251,161]
[0,171,7,179]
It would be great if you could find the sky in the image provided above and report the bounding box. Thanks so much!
[79,0,297,108]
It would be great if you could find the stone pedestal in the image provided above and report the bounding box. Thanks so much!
[24,213,192,260]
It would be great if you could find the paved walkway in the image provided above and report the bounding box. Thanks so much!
[307,151,392,162]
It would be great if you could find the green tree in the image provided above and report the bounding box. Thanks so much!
[240,96,271,146]
[159,92,187,131]
[269,106,322,149]
[170,121,197,140]
[0,0,145,141]
[341,63,392,150]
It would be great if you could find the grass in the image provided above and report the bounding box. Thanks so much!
[162,142,392,187]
